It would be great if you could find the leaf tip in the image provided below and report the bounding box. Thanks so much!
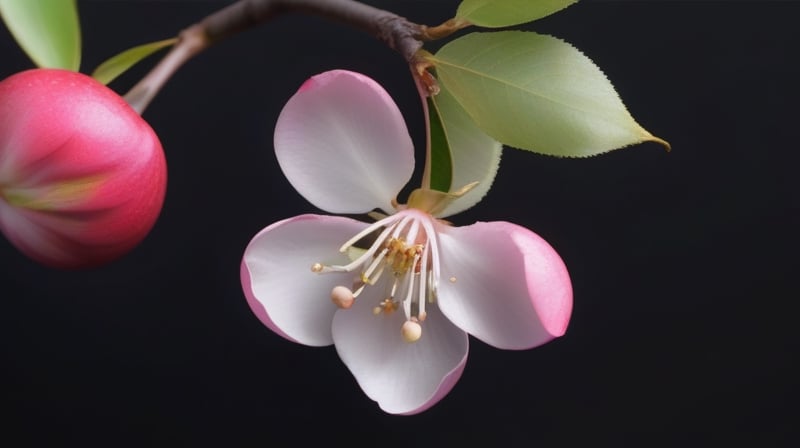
[646,134,671,152]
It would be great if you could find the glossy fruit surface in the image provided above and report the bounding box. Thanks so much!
[0,69,167,268]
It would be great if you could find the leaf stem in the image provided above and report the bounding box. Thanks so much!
[418,18,471,41]
[123,0,426,114]
[410,53,440,191]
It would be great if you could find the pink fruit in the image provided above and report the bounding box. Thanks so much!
[0,68,167,269]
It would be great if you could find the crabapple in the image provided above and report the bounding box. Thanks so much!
[0,68,167,269]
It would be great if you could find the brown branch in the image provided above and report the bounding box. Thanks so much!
[124,0,425,114]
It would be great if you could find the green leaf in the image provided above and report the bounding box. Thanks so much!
[427,95,454,193]
[0,0,81,70]
[91,38,177,85]
[430,82,502,217]
[429,31,669,157]
[456,0,578,28]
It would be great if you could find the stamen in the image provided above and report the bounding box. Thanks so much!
[361,263,385,291]
[427,270,437,304]
[330,286,355,309]
[313,217,400,275]
[401,319,422,343]
[404,219,420,250]
[390,215,414,240]
[373,298,398,315]
[418,241,429,318]
[389,276,399,299]
[312,210,445,343]
[314,214,415,276]
[402,252,421,320]
[352,282,367,298]
[361,247,389,283]
[338,213,400,253]
[420,217,441,293]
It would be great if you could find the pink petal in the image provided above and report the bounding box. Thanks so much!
[274,70,414,214]
[437,221,573,350]
[241,214,369,346]
[332,292,468,415]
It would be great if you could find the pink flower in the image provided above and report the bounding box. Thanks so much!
[0,69,167,269]
[241,70,572,414]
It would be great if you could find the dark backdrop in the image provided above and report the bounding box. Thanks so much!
[1,0,797,445]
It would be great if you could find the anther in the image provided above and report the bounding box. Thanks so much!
[373,298,398,315]
[331,286,355,309]
[311,263,323,273]
[401,320,422,343]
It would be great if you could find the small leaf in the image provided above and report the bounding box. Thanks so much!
[456,0,577,28]
[427,95,454,193]
[91,38,177,85]
[429,31,669,157]
[430,82,502,218]
[0,0,81,70]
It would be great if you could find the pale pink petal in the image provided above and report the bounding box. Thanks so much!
[332,293,468,415]
[274,70,414,214]
[437,221,573,350]
[241,214,369,346]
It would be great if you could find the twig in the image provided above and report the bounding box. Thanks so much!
[124,0,427,114]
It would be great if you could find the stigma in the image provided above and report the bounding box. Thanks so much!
[312,209,441,343]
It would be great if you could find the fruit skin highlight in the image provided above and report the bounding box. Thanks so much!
[0,68,167,269]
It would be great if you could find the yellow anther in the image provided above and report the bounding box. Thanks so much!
[380,298,398,314]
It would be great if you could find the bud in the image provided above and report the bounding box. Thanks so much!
[0,69,167,269]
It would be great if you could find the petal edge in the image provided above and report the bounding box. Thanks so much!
[437,220,573,349]
[274,70,414,214]
[332,293,469,414]
[241,214,370,346]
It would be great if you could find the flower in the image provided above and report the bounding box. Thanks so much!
[241,70,572,414]
[0,69,167,269]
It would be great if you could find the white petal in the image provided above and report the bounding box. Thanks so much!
[437,221,573,349]
[241,214,369,346]
[274,70,414,214]
[431,84,503,218]
[332,292,468,415]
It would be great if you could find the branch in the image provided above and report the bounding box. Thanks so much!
[124,0,426,114]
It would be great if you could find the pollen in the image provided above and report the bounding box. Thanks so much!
[373,298,398,315]
[382,299,397,313]
[385,238,423,276]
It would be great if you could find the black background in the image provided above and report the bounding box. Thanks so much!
[1,0,797,445]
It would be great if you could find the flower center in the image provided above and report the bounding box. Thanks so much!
[311,209,441,343]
